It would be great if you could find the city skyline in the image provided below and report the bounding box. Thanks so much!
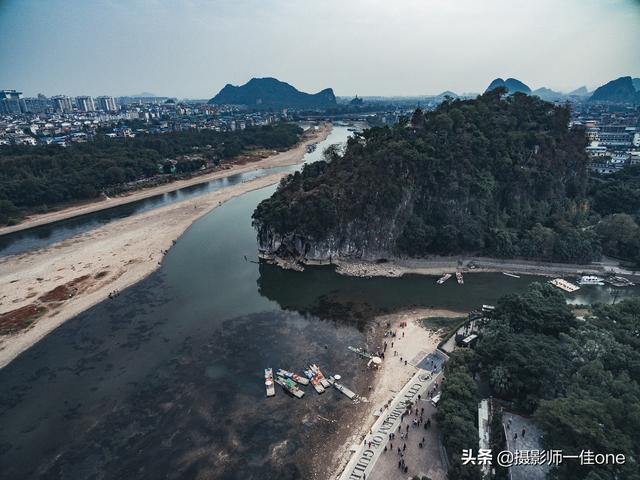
[1,0,640,98]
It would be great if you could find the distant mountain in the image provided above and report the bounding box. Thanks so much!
[485,78,531,94]
[589,76,639,104]
[633,78,640,92]
[532,87,564,101]
[127,92,158,97]
[568,86,590,97]
[209,77,336,109]
[434,90,459,99]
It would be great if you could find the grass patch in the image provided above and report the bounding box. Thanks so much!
[419,316,465,331]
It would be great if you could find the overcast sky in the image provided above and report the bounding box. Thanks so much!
[1,0,639,98]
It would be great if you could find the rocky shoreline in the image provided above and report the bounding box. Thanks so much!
[258,253,639,280]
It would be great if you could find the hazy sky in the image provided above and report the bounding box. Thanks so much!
[1,0,639,98]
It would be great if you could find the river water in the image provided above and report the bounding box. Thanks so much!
[0,126,638,479]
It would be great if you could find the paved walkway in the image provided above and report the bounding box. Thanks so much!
[338,357,447,480]
[503,412,549,480]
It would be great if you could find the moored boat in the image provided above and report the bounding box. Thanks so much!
[276,368,309,385]
[578,275,605,285]
[275,376,305,398]
[310,364,331,388]
[502,272,520,278]
[437,273,452,284]
[304,368,325,394]
[348,345,375,359]
[265,368,275,397]
[456,272,464,284]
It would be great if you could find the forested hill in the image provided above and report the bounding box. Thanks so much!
[209,77,336,109]
[253,88,603,264]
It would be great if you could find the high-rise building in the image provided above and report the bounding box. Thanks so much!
[0,89,24,114]
[52,95,74,113]
[22,95,51,113]
[76,96,95,112]
[96,96,117,112]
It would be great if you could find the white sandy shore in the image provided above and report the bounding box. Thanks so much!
[329,308,464,479]
[0,123,331,236]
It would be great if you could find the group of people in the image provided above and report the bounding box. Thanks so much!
[107,289,120,299]
[378,396,437,477]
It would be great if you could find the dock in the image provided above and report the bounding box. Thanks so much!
[548,278,580,292]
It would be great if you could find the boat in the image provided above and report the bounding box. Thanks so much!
[306,143,317,153]
[276,368,309,385]
[327,375,358,400]
[304,368,325,394]
[607,276,635,287]
[502,272,520,278]
[348,345,375,359]
[310,364,331,389]
[578,275,605,286]
[436,273,452,284]
[265,368,275,397]
[548,278,580,292]
[456,272,464,284]
[275,376,305,398]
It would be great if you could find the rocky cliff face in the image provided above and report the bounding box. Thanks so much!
[255,190,414,261]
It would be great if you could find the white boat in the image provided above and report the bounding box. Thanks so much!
[502,272,520,278]
[327,375,357,400]
[578,275,605,286]
[437,273,452,284]
[265,368,275,397]
[456,272,464,285]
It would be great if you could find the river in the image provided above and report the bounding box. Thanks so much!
[0,126,638,479]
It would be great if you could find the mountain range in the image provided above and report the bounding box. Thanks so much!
[588,76,640,104]
[209,77,336,109]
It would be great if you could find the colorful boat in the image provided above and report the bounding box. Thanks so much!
[310,364,331,389]
[265,368,275,397]
[456,272,464,284]
[275,376,305,398]
[437,273,452,284]
[304,368,325,394]
[276,368,309,385]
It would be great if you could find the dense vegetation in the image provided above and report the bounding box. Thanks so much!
[254,89,606,264]
[589,166,640,265]
[0,123,301,225]
[438,284,640,480]
[436,349,482,479]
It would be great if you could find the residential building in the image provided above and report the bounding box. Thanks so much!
[76,96,95,112]
[96,96,117,112]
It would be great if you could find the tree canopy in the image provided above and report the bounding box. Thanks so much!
[254,90,604,263]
